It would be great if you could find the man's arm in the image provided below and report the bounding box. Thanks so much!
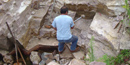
[71,21,75,29]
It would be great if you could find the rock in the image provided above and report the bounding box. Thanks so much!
[64,0,125,18]
[73,18,116,59]
[30,51,41,64]
[0,53,3,62]
[106,0,126,16]
[68,59,86,65]
[0,35,14,50]
[89,61,106,65]
[3,55,13,64]
[73,51,85,60]
[59,59,71,65]
[13,62,22,65]
[90,13,130,50]
[2,0,9,3]
[68,10,76,19]
[59,44,74,59]
[0,0,33,48]
[39,28,56,38]
[47,61,60,65]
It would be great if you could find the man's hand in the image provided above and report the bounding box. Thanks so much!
[71,26,74,29]
[53,28,57,31]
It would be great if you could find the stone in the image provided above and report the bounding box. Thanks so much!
[90,13,130,50]
[68,11,76,19]
[72,18,116,59]
[0,35,14,50]
[68,59,86,65]
[59,44,74,59]
[60,59,71,65]
[0,0,33,48]
[2,0,9,3]
[73,51,85,60]
[13,62,22,65]
[63,0,125,18]
[26,38,58,50]
[3,55,13,64]
[106,0,126,16]
[89,61,106,65]
[47,61,60,65]
[30,51,41,64]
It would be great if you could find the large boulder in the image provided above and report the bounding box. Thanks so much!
[0,0,33,49]
[73,18,117,59]
[90,13,130,50]
[64,0,125,19]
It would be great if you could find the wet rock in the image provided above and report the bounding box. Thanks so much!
[89,61,106,65]
[90,13,130,50]
[68,59,86,65]
[47,61,60,65]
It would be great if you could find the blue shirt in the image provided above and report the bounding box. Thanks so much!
[52,15,74,40]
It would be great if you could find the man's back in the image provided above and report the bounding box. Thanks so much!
[52,15,74,40]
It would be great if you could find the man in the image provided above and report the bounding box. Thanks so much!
[52,6,79,53]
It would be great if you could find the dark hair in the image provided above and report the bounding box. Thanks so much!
[60,6,68,14]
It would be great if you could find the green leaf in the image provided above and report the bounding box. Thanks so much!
[122,5,127,9]
[128,9,130,16]
[125,0,128,5]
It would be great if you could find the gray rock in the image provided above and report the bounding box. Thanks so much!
[90,13,130,50]
[89,61,106,65]
[47,61,60,65]
[68,59,86,65]
[0,35,13,50]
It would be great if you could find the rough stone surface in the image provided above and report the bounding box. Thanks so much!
[0,0,33,49]
[89,61,106,65]
[30,51,41,64]
[47,61,60,65]
[68,59,86,65]
[73,18,116,59]
[90,13,130,50]
[0,35,13,50]
[73,51,84,60]
[65,0,125,18]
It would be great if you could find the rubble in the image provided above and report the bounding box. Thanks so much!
[0,0,129,65]
[3,55,13,64]
[30,51,41,64]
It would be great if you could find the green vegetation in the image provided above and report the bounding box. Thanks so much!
[97,49,130,65]
[122,0,130,33]
[97,54,114,65]
[88,36,95,62]
[122,0,130,19]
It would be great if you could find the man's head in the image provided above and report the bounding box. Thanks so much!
[60,6,68,14]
